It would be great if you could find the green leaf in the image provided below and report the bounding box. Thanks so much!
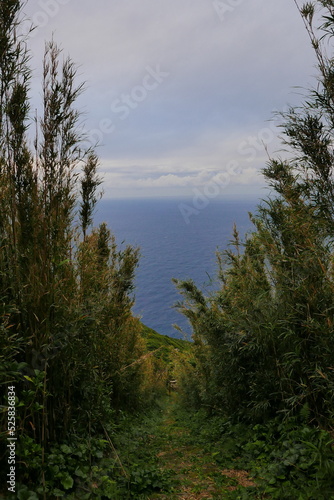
[60,444,72,454]
[80,494,91,500]
[61,475,74,490]
[17,489,39,500]
[52,489,65,497]
[75,467,86,478]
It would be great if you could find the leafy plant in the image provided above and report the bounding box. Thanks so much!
[0,1,162,496]
[174,0,334,427]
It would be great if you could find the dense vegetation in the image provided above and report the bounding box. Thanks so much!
[3,0,334,498]
[0,2,177,497]
[172,0,334,496]
[175,0,334,426]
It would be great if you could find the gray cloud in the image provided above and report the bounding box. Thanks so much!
[22,0,316,198]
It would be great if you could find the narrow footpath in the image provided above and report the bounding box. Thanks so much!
[147,396,255,499]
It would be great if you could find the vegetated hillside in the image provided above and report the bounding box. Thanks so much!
[141,324,191,361]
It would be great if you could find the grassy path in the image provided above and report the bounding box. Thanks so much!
[146,396,255,499]
[117,394,334,499]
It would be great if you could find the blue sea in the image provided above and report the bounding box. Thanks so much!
[94,198,258,339]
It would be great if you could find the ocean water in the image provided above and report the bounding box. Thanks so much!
[94,198,258,339]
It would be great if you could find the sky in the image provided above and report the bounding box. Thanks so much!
[21,0,318,200]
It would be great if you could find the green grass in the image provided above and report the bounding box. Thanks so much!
[114,395,255,499]
[116,395,334,499]
[12,392,334,499]
[170,403,334,500]
[141,324,191,364]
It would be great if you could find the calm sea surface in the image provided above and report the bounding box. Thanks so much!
[94,198,258,339]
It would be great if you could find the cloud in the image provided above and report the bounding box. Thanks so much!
[22,0,317,198]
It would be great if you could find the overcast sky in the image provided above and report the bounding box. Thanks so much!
[21,0,318,199]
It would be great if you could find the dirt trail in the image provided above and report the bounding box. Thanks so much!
[148,397,254,499]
